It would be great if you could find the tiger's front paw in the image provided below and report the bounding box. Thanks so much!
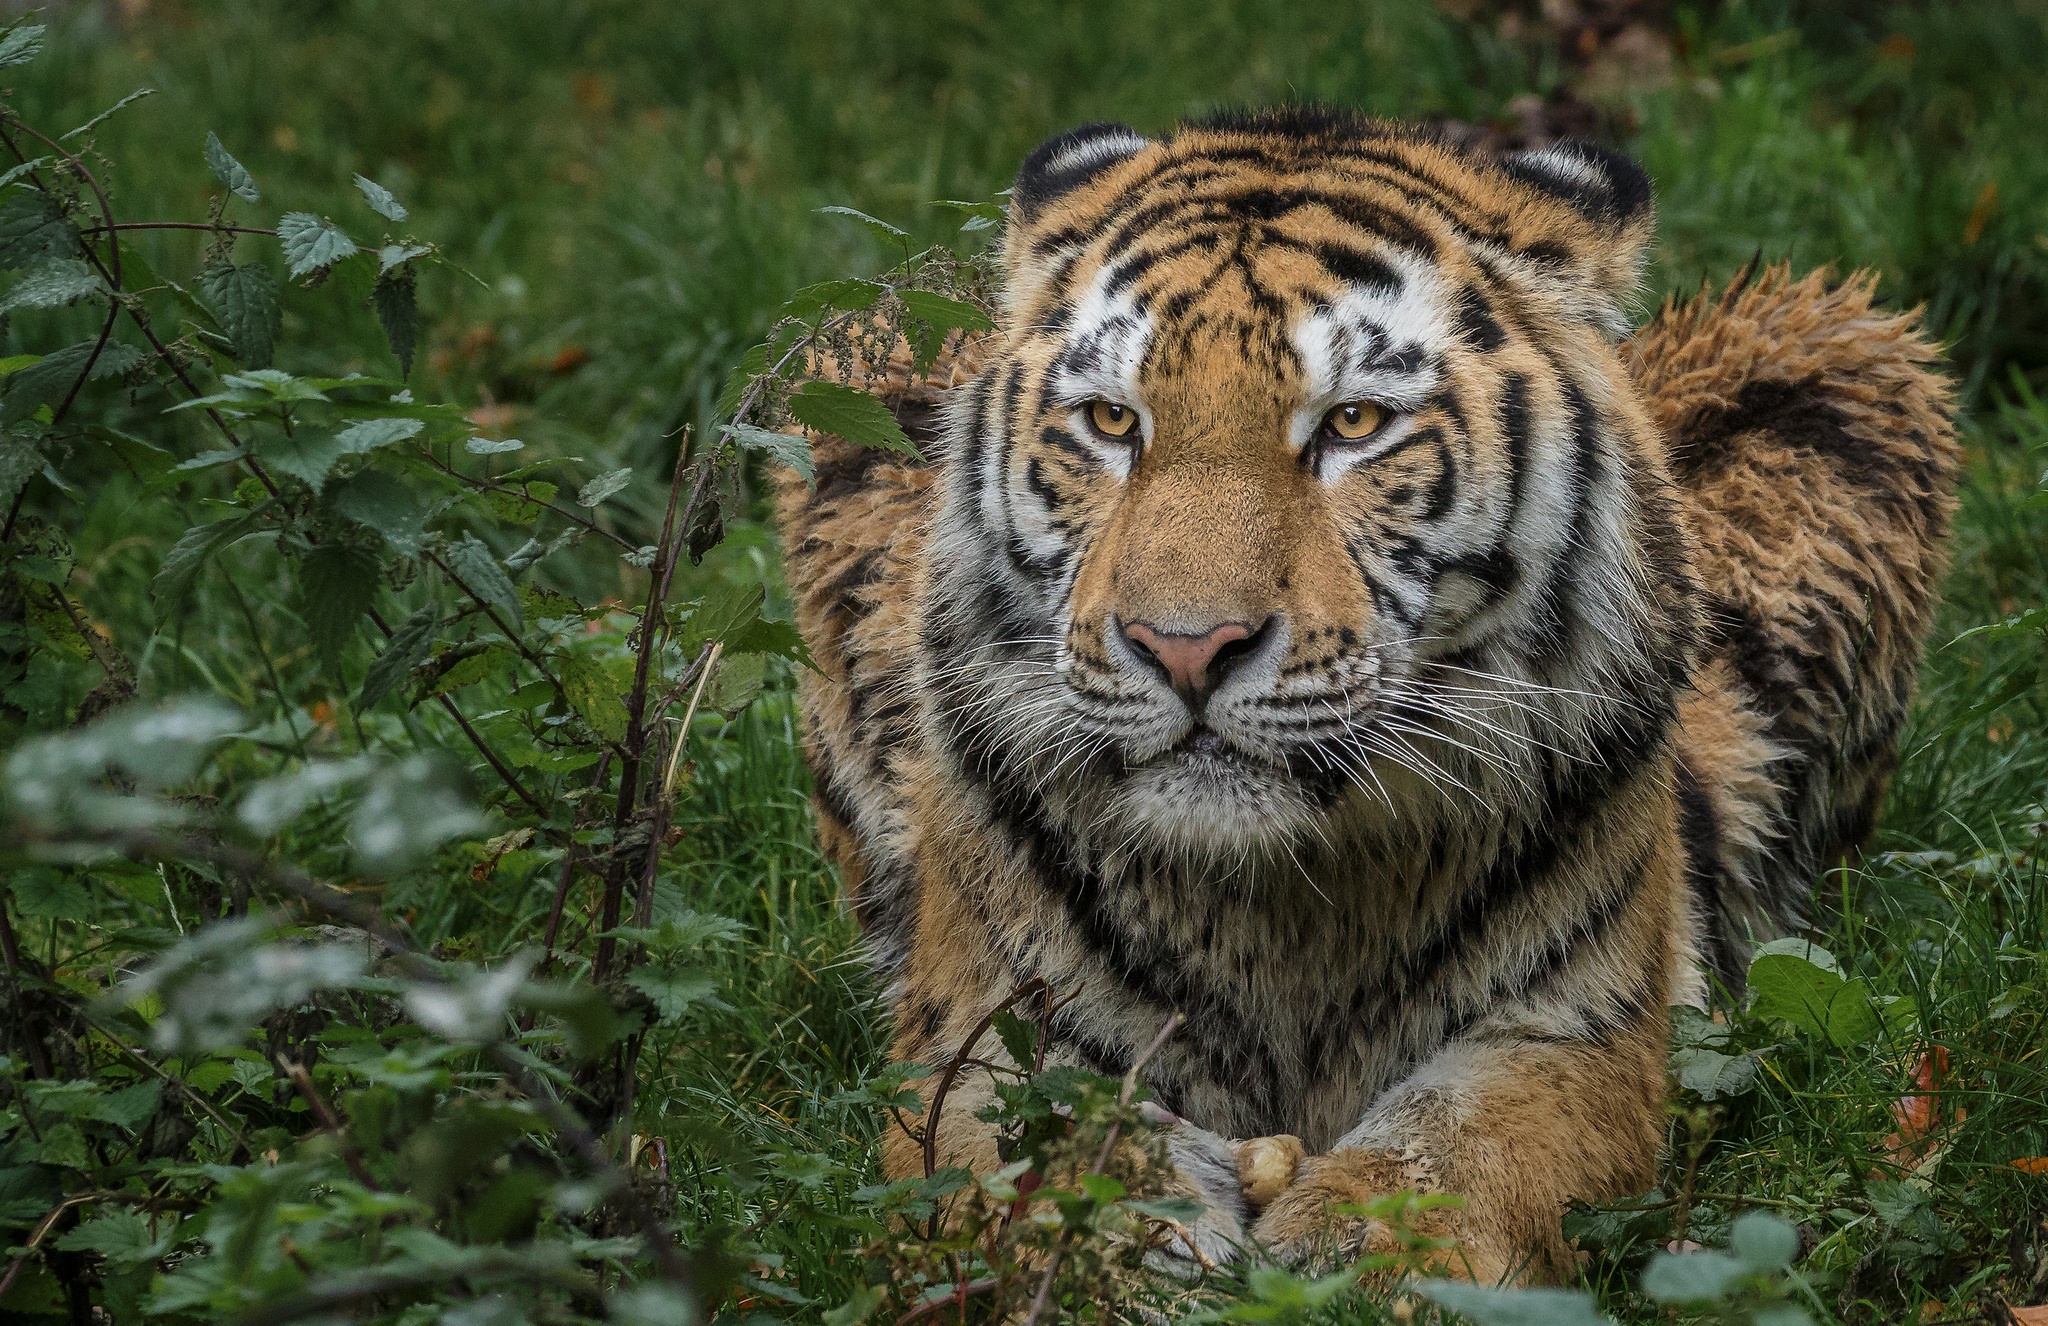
[1140,1118,1251,1279]
[1250,1148,1451,1274]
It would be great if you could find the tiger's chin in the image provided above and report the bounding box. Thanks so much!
[1093,734,1320,858]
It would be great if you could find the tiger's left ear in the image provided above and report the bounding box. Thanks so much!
[1010,122,1153,222]
[1500,141,1655,330]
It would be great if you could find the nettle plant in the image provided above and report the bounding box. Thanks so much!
[0,19,1015,1323]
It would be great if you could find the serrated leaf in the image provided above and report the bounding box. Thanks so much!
[53,1211,167,1268]
[466,437,524,455]
[90,1081,162,1130]
[898,288,993,333]
[704,650,766,716]
[359,606,438,710]
[64,88,155,141]
[298,542,381,671]
[627,968,723,1023]
[725,423,814,486]
[11,869,89,920]
[443,534,523,632]
[260,428,350,489]
[276,212,359,279]
[201,261,280,368]
[713,342,770,421]
[0,257,102,314]
[329,469,428,556]
[0,435,40,497]
[0,191,78,270]
[378,242,431,274]
[153,509,265,612]
[575,466,632,508]
[88,341,145,380]
[788,380,919,458]
[335,416,424,455]
[557,655,627,743]
[1123,1196,1206,1223]
[353,174,409,222]
[815,204,908,244]
[372,264,418,375]
[203,131,259,201]
[0,22,44,69]
[784,277,885,320]
[2,340,96,425]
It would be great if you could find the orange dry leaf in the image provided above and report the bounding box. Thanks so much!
[2010,1305,2048,1325]
[1878,1045,1951,1173]
[2014,1157,2048,1175]
[1963,181,1999,245]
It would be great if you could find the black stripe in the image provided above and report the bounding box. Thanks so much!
[1455,284,1506,352]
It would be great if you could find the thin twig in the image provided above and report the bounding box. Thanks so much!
[1020,1012,1182,1326]
[81,221,276,237]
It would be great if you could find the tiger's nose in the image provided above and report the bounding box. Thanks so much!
[1119,618,1269,700]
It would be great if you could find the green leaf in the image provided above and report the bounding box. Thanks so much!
[991,1008,1039,1070]
[53,1211,168,1268]
[466,437,524,456]
[816,204,909,245]
[1748,940,1884,1047]
[359,606,438,710]
[372,264,418,375]
[276,212,359,279]
[788,380,919,458]
[0,258,102,314]
[152,510,265,612]
[1417,1282,1615,1326]
[349,753,486,873]
[336,416,424,455]
[557,655,628,743]
[1729,1211,1800,1274]
[681,580,766,656]
[10,869,89,920]
[89,1081,162,1130]
[200,261,280,369]
[378,242,431,274]
[0,434,39,498]
[443,534,523,632]
[574,466,632,508]
[784,277,885,319]
[329,469,428,556]
[64,88,156,141]
[2,340,96,426]
[0,22,44,69]
[820,1286,886,1326]
[203,131,260,201]
[0,191,78,270]
[1641,1248,1748,1304]
[627,968,723,1023]
[725,422,814,486]
[899,288,995,371]
[898,288,993,333]
[704,650,766,715]
[713,342,770,420]
[353,174,409,223]
[1674,1045,1761,1100]
[261,429,350,489]
[298,542,381,672]
[1124,1195,1206,1223]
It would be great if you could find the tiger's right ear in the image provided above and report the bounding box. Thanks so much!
[1010,122,1152,222]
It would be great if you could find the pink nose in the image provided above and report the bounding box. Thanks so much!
[1120,619,1259,697]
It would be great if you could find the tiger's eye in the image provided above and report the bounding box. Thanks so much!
[1324,402,1388,441]
[1087,400,1140,439]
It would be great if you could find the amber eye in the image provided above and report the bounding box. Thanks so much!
[1323,401,1388,441]
[1086,400,1140,440]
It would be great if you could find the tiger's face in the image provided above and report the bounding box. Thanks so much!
[924,111,1687,858]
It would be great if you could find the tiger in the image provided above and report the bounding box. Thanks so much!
[772,107,1958,1285]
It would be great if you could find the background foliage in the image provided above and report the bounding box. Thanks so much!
[2,1,2045,1323]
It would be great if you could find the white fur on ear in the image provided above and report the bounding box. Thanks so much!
[1499,140,1654,229]
[1011,122,1152,219]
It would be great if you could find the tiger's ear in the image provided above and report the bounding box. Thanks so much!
[1010,122,1152,222]
[1500,141,1654,330]
[1500,140,1654,233]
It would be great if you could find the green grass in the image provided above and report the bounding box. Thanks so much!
[7,1,2048,1321]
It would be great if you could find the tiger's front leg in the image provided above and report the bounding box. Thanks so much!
[1251,1008,1669,1284]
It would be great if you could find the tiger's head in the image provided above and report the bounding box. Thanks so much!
[922,109,1694,860]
